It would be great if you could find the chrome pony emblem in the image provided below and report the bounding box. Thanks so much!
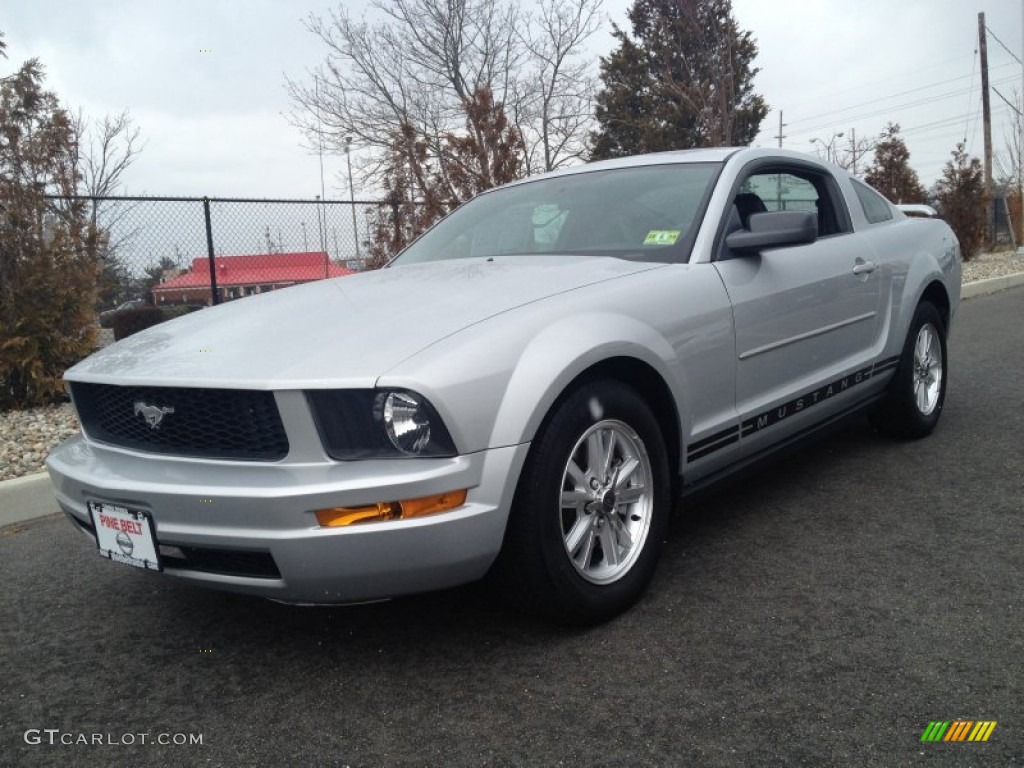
[134,401,175,430]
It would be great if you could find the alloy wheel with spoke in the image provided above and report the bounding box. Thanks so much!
[869,301,947,439]
[913,323,943,416]
[559,419,653,585]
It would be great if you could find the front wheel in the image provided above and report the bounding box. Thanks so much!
[871,301,948,439]
[491,380,671,625]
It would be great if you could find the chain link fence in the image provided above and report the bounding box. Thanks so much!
[47,195,406,310]
[991,195,1019,248]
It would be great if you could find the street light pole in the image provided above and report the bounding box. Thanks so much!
[345,137,361,263]
[810,133,844,164]
[315,76,328,257]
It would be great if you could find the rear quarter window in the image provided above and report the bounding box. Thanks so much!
[852,180,895,224]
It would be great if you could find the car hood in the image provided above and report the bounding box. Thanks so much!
[67,256,664,389]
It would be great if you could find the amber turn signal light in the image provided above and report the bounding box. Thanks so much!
[315,489,468,527]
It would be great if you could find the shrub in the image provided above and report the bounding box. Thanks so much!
[111,306,167,341]
[932,144,988,262]
[110,304,204,341]
[0,59,100,409]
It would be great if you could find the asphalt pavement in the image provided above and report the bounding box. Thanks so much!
[1,287,1022,767]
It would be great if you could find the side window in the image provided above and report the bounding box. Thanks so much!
[733,169,851,237]
[741,173,818,213]
[852,180,894,224]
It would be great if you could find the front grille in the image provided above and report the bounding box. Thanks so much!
[71,383,289,460]
[161,545,281,579]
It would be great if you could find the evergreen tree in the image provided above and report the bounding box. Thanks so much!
[864,123,925,203]
[0,45,101,407]
[590,0,769,159]
[932,144,987,262]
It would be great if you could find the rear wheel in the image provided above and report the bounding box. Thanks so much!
[492,380,670,624]
[871,301,947,438]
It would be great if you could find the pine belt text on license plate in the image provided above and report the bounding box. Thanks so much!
[88,502,161,571]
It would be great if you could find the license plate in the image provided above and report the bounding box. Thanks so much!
[88,502,162,572]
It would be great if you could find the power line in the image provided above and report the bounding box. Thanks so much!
[786,75,1019,140]
[969,99,983,156]
[785,62,1017,128]
[992,86,1023,116]
[985,25,1023,65]
[900,105,1011,139]
[778,52,976,113]
[964,46,978,142]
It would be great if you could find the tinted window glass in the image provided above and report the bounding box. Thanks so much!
[393,164,720,265]
[741,173,819,213]
[731,168,850,237]
[852,180,894,224]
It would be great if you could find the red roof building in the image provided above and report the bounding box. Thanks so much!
[152,252,355,305]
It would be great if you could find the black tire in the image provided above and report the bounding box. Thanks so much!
[491,380,671,625]
[870,301,948,439]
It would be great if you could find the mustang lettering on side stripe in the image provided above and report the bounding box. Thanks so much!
[687,356,901,461]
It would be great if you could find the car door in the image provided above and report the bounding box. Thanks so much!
[713,165,883,453]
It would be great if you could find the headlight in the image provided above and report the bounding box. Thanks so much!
[307,389,457,460]
[378,390,433,454]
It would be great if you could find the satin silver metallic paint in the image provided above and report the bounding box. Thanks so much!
[47,148,961,604]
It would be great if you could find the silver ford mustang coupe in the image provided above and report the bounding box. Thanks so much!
[47,148,961,624]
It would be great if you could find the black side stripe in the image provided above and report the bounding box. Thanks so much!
[687,431,739,462]
[687,355,902,461]
[688,425,740,452]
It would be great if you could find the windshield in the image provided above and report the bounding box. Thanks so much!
[393,162,721,266]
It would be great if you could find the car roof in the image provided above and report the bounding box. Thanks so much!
[500,147,838,188]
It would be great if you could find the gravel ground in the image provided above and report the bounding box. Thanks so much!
[2,251,1022,483]
[961,248,1024,282]
[0,403,79,482]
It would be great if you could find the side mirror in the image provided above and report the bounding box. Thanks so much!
[725,210,818,254]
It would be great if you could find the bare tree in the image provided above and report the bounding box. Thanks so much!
[514,0,603,173]
[833,134,876,175]
[993,89,1022,245]
[73,109,143,201]
[70,109,145,305]
[365,87,525,265]
[287,0,523,187]
[994,88,1022,190]
[287,0,604,187]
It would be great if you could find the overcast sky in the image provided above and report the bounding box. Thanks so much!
[4,0,1021,198]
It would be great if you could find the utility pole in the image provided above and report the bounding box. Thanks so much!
[1019,0,1024,253]
[979,12,994,246]
[774,111,786,147]
[850,128,858,175]
[773,112,786,208]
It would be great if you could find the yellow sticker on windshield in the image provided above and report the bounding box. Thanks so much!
[643,229,681,245]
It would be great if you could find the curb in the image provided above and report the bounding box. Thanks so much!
[961,271,1024,299]
[0,471,59,528]
[2,273,1023,529]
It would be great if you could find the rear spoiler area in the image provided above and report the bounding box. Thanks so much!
[896,204,938,218]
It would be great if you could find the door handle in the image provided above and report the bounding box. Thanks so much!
[852,261,877,275]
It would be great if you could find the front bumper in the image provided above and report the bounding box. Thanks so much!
[46,436,529,603]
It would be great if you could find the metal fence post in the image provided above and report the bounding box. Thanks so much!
[203,197,220,305]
